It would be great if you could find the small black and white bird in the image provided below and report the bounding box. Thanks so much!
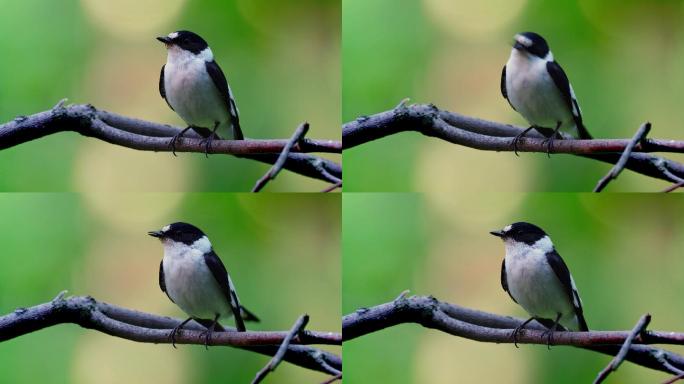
[149,222,259,347]
[501,32,592,154]
[157,30,243,156]
[490,222,588,346]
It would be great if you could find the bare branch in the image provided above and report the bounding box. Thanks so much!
[594,314,652,384]
[320,373,342,384]
[253,314,310,384]
[664,373,684,384]
[321,181,342,193]
[663,181,684,193]
[343,103,684,185]
[252,123,310,192]
[594,123,651,192]
[1,294,341,376]
[343,294,684,375]
[0,102,342,186]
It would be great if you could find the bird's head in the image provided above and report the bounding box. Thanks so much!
[490,221,551,249]
[157,30,211,58]
[512,32,551,60]
[149,222,211,251]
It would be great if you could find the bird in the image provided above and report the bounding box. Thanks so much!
[501,32,592,155]
[490,222,588,347]
[149,222,259,347]
[157,30,243,156]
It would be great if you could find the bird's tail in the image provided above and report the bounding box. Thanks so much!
[232,120,244,140]
[240,305,260,322]
[575,120,593,140]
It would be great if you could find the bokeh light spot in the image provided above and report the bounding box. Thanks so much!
[422,0,527,39]
[80,0,186,39]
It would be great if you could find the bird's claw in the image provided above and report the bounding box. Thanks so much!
[201,329,212,350]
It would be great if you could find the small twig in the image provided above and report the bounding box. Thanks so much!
[395,98,411,110]
[320,373,342,384]
[321,181,342,193]
[52,98,67,110]
[664,372,684,384]
[252,123,310,192]
[394,289,411,302]
[662,180,684,193]
[594,314,651,384]
[594,123,651,192]
[252,314,310,384]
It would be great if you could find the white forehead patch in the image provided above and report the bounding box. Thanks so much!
[191,235,212,253]
[169,32,179,39]
[503,224,512,232]
[161,224,171,232]
[515,35,532,47]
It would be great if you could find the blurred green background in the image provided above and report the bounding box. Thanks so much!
[0,193,340,383]
[0,0,340,192]
[343,0,684,192]
[343,193,684,383]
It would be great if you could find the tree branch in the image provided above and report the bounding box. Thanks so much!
[593,123,651,192]
[0,293,342,376]
[343,294,684,375]
[253,314,310,383]
[594,314,652,384]
[252,122,310,192]
[343,103,684,186]
[0,102,342,186]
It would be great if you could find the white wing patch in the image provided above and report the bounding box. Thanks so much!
[569,85,581,116]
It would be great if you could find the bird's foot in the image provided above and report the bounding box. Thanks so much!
[541,122,564,158]
[540,328,556,350]
[511,324,525,348]
[169,317,192,348]
[511,317,535,348]
[512,126,536,156]
[168,127,193,156]
[200,133,219,158]
[200,328,213,350]
[540,313,562,350]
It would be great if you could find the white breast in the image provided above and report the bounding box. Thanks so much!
[505,50,576,135]
[162,241,232,320]
[164,47,232,137]
[504,239,580,330]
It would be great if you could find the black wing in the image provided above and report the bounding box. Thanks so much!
[159,65,174,111]
[546,61,592,139]
[545,249,589,331]
[159,260,174,303]
[203,250,247,331]
[501,65,516,111]
[205,60,244,140]
[500,259,517,303]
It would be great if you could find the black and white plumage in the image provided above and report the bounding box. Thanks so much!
[491,222,588,345]
[149,222,258,346]
[501,32,591,153]
[157,30,243,155]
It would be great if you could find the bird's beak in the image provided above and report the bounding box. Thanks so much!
[156,36,172,45]
[148,230,164,238]
[489,230,504,238]
[513,41,525,51]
